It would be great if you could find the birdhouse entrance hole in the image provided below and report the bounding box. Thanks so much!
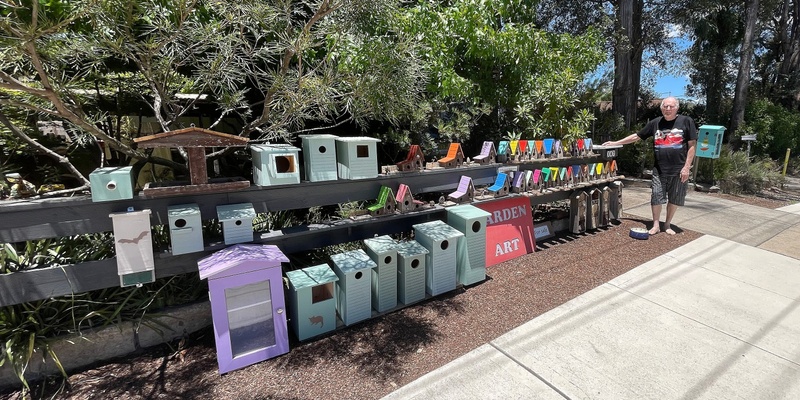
[312,283,334,304]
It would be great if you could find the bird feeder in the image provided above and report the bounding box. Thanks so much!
[134,127,250,197]
[197,244,290,374]
[285,264,339,341]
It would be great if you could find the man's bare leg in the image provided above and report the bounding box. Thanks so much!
[650,204,662,235]
[664,202,679,235]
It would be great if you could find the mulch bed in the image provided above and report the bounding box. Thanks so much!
[4,216,702,400]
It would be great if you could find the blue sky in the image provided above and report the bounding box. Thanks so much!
[653,75,690,99]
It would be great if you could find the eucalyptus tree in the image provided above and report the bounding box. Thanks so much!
[534,0,677,130]
[757,0,800,110]
[398,0,606,141]
[0,0,425,191]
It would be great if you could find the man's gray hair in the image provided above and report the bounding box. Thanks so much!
[660,97,679,108]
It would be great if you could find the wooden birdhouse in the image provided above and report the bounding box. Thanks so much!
[446,205,491,286]
[251,144,301,186]
[299,134,339,182]
[396,144,426,172]
[216,203,256,245]
[587,188,601,230]
[168,203,204,255]
[569,190,588,234]
[599,186,612,227]
[497,141,510,163]
[363,235,398,313]
[396,240,429,305]
[437,143,466,169]
[90,166,135,202]
[473,141,496,165]
[133,127,250,197]
[335,136,381,179]
[197,244,290,374]
[412,220,464,296]
[448,176,475,204]
[511,171,527,193]
[110,209,155,287]
[395,184,425,213]
[608,181,623,221]
[330,249,375,326]
[543,138,555,157]
[285,264,339,341]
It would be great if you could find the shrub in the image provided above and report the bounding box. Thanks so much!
[716,150,784,194]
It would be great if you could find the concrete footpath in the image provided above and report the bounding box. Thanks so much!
[385,185,800,399]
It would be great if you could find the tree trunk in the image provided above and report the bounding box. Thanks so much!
[613,0,643,130]
[775,0,800,109]
[729,0,760,135]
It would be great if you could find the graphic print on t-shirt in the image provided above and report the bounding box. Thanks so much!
[654,128,685,149]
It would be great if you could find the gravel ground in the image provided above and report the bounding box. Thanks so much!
[3,215,704,400]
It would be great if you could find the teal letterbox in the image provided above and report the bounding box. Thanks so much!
[696,125,726,159]
[286,264,339,341]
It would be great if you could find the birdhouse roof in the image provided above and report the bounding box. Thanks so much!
[396,240,429,257]
[330,249,376,273]
[363,235,397,253]
[285,264,339,289]
[134,127,248,148]
[413,220,464,241]
[447,205,491,219]
[216,203,256,221]
[197,244,288,280]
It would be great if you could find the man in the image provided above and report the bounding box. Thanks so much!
[603,97,697,235]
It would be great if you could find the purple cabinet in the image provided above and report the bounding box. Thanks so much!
[197,244,290,374]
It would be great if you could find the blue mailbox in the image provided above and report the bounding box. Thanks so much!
[696,125,726,159]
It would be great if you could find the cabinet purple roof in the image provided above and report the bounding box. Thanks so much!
[197,244,289,280]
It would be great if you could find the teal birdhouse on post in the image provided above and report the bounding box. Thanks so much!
[286,264,339,341]
[696,125,726,159]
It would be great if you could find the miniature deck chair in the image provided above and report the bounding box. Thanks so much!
[486,172,510,197]
[512,171,527,193]
[543,138,555,157]
[396,183,425,213]
[448,175,475,204]
[534,140,544,159]
[473,141,496,165]
[530,169,541,191]
[396,145,426,172]
[367,186,397,216]
[438,143,465,168]
[569,190,588,234]
[518,140,529,161]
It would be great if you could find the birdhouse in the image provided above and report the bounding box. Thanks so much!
[599,186,612,227]
[167,203,204,255]
[285,264,339,341]
[90,166,135,202]
[587,188,601,230]
[197,244,290,374]
[497,141,509,163]
[396,240,429,305]
[473,141,496,165]
[696,125,726,159]
[413,220,464,296]
[330,249,375,326]
[446,205,491,286]
[110,209,155,287]
[216,203,256,245]
[335,137,381,179]
[569,191,588,234]
[251,144,301,186]
[608,181,623,221]
[543,138,555,157]
[363,235,398,313]
[299,134,339,182]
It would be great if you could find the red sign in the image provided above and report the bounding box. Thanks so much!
[476,196,536,266]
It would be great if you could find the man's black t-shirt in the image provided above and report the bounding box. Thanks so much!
[636,115,698,176]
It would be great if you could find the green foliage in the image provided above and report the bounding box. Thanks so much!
[0,273,206,390]
[397,0,605,140]
[715,149,784,194]
[1,233,114,274]
[744,99,800,160]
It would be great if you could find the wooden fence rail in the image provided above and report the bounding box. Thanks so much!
[0,157,612,306]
